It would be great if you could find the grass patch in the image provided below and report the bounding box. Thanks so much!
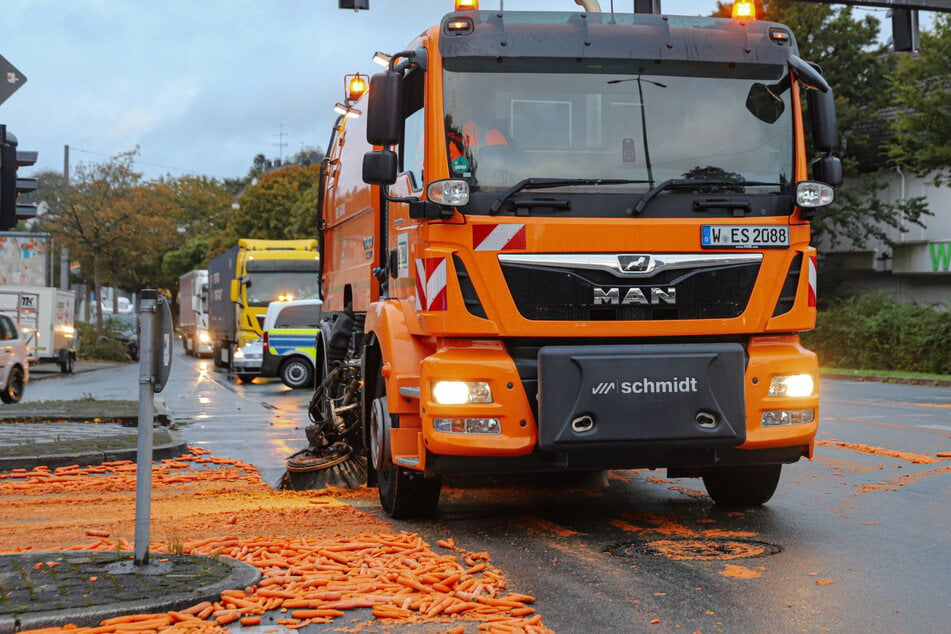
[821,367,951,382]
[0,400,140,420]
[0,429,173,458]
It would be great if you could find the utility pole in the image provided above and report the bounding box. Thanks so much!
[60,145,69,291]
[273,125,288,164]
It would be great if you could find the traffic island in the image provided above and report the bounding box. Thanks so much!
[0,550,261,633]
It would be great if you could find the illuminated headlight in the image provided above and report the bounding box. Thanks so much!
[428,179,469,206]
[768,374,815,398]
[761,409,815,426]
[796,181,834,208]
[198,331,211,344]
[433,418,501,434]
[233,348,245,360]
[431,380,492,405]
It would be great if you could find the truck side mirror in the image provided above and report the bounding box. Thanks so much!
[807,87,838,154]
[230,279,239,303]
[811,155,843,187]
[366,71,403,146]
[363,150,398,185]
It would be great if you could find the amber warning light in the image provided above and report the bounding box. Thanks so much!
[346,74,369,102]
[455,0,479,9]
[732,1,756,20]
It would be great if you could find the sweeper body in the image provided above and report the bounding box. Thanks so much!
[288,1,842,518]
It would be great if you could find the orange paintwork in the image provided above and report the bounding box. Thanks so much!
[321,17,821,472]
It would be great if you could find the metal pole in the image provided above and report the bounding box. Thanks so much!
[134,289,157,566]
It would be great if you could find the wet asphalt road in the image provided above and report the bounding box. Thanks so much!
[23,351,951,632]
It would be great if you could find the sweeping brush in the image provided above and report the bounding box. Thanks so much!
[279,443,368,490]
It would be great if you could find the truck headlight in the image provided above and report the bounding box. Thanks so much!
[198,331,211,344]
[431,380,493,404]
[768,374,815,398]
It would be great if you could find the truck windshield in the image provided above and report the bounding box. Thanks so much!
[443,61,793,199]
[246,273,319,306]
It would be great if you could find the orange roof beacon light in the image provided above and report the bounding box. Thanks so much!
[732,1,756,20]
[455,0,479,10]
[345,73,369,102]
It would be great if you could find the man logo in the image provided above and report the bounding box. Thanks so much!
[618,254,652,273]
[592,381,617,395]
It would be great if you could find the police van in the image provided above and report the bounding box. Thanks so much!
[260,299,322,389]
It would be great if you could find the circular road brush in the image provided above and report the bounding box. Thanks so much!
[280,443,367,490]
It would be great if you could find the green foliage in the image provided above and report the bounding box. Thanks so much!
[211,164,322,255]
[76,318,135,362]
[888,14,951,182]
[803,294,951,374]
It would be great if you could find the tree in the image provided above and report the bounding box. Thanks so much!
[888,14,951,183]
[35,149,174,334]
[212,163,322,256]
[713,1,931,251]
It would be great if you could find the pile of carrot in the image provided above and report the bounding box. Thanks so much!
[0,447,263,495]
[22,531,549,633]
[7,447,550,633]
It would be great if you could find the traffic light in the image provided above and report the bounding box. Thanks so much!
[0,126,38,231]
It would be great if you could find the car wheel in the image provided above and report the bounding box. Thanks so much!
[280,358,314,389]
[702,464,782,507]
[1,366,25,404]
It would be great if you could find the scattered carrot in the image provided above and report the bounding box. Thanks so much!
[85,529,111,538]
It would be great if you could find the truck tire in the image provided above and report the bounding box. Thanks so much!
[182,335,193,356]
[0,366,25,404]
[280,357,314,390]
[371,374,440,518]
[701,464,782,507]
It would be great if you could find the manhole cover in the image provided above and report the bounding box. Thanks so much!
[608,538,782,561]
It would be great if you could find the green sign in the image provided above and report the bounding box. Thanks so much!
[929,242,951,272]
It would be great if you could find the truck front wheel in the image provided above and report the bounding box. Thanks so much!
[371,382,440,519]
[701,464,782,507]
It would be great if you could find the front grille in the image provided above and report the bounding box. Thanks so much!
[500,258,760,321]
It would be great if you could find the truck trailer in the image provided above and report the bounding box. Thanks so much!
[290,0,843,518]
[207,239,320,370]
[0,285,77,373]
[178,269,212,357]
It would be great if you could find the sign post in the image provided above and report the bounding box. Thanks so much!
[133,290,173,566]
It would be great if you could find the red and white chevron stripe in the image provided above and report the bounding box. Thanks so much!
[473,224,526,251]
[807,255,817,307]
[415,257,447,311]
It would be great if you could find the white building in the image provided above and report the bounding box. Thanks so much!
[820,172,951,305]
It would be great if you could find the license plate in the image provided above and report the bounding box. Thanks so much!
[701,225,789,249]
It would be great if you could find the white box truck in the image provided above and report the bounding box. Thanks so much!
[179,269,212,357]
[0,286,77,373]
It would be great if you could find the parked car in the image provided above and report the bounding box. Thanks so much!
[233,338,264,383]
[105,313,139,362]
[0,313,29,404]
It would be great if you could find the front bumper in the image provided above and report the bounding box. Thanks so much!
[411,336,817,471]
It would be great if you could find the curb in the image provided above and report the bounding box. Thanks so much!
[0,429,189,472]
[0,552,261,634]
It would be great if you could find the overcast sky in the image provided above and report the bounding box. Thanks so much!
[0,0,894,182]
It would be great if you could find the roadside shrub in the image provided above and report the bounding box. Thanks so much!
[803,293,951,374]
[76,318,135,362]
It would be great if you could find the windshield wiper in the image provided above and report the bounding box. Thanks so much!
[632,179,782,215]
[489,178,651,215]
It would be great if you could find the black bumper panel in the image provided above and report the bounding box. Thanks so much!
[537,343,746,451]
